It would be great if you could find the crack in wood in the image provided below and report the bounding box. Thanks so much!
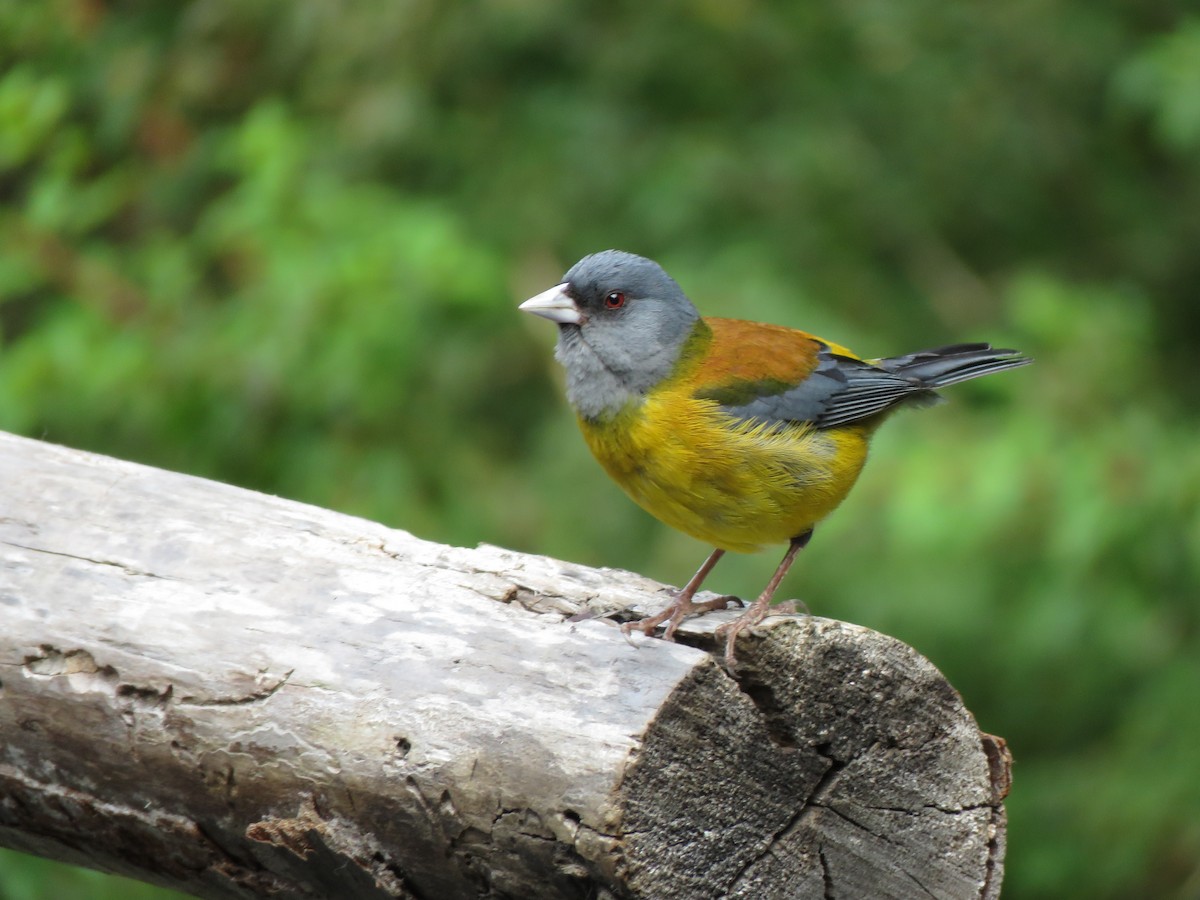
[724,665,801,750]
[21,645,288,712]
[177,669,293,707]
[819,846,835,899]
[1,540,171,580]
[725,749,848,893]
[819,801,897,846]
[23,646,118,681]
[863,801,999,817]
[246,795,426,899]
[817,804,942,899]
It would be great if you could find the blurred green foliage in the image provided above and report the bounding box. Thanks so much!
[1,2,1198,898]
[0,849,191,900]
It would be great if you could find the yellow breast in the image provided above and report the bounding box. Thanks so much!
[579,387,871,553]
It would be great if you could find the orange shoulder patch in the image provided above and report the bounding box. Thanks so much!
[684,318,850,392]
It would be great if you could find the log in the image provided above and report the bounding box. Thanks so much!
[0,430,1010,899]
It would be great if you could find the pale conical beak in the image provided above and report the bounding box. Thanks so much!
[519,283,583,325]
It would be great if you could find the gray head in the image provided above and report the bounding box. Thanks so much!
[519,250,701,421]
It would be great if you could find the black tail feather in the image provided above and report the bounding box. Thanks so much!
[877,344,1032,389]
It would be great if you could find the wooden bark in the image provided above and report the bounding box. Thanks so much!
[0,430,1009,899]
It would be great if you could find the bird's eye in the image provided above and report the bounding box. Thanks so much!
[605,291,626,310]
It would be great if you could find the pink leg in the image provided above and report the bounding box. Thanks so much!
[623,548,739,642]
[715,530,812,665]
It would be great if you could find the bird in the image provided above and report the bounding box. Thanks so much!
[519,250,1031,665]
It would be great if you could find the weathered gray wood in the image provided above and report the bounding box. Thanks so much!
[0,430,1009,899]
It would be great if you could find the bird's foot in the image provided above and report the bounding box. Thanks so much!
[622,591,743,644]
[714,598,805,666]
[661,593,743,641]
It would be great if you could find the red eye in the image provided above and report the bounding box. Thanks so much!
[605,291,626,309]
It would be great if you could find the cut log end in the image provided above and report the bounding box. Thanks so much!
[616,616,1009,899]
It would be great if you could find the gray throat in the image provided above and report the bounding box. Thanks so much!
[555,326,695,422]
[555,327,641,421]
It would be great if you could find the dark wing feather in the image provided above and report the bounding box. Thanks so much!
[698,339,1030,430]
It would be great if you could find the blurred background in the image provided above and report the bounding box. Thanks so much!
[1,1,1197,898]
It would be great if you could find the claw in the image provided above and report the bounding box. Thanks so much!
[713,605,768,666]
[620,591,741,644]
[621,547,730,647]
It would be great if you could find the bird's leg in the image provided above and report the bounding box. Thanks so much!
[715,530,813,666]
[623,548,738,642]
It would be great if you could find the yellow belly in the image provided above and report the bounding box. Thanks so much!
[579,391,871,553]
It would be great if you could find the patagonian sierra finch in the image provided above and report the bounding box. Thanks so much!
[520,250,1030,664]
